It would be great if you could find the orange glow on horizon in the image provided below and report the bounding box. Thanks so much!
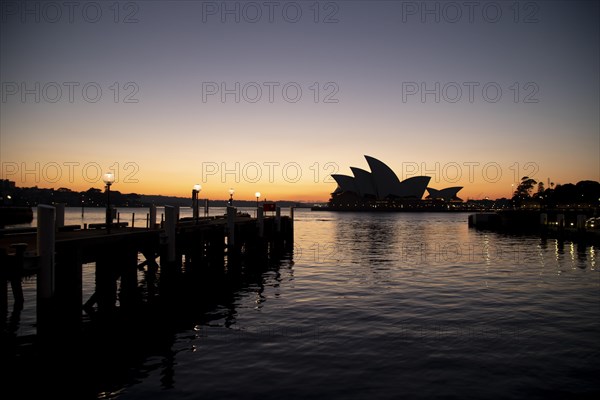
[2,150,596,203]
[6,175,594,203]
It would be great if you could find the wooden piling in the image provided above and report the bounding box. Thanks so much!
[164,206,177,263]
[276,207,281,232]
[37,205,55,335]
[192,191,199,220]
[257,208,264,238]
[227,206,236,248]
[289,206,295,242]
[37,205,55,302]
[55,203,65,228]
[557,214,565,229]
[577,215,586,231]
[149,205,157,229]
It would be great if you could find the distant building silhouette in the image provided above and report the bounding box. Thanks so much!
[330,155,462,207]
[426,187,463,201]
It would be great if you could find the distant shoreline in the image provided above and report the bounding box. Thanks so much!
[311,205,482,212]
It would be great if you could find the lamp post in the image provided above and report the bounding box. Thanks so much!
[192,184,201,223]
[228,188,234,207]
[255,191,261,217]
[103,172,115,234]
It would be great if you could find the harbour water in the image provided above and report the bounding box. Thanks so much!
[3,208,599,399]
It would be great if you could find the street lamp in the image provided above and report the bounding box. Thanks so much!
[255,191,261,216]
[192,184,201,223]
[102,172,115,234]
[228,188,234,207]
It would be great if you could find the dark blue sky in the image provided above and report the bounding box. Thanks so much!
[1,1,598,200]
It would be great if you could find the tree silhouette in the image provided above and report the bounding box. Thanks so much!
[513,176,538,199]
[536,181,545,195]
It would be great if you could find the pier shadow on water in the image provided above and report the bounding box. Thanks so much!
[1,245,294,399]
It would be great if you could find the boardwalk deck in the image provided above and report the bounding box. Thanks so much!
[1,206,294,334]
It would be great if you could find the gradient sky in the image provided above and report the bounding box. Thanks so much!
[1,0,598,202]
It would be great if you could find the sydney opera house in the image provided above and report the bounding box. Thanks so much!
[326,155,463,210]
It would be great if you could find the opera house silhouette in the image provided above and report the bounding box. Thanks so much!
[326,155,462,210]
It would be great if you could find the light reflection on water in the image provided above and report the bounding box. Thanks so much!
[4,209,600,399]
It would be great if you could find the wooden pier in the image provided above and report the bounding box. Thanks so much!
[1,205,294,335]
[468,209,600,241]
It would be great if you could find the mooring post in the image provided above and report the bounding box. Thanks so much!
[37,205,55,334]
[257,207,264,238]
[165,206,177,263]
[149,205,157,229]
[275,207,281,232]
[576,214,586,231]
[132,212,135,228]
[37,205,56,301]
[227,206,236,248]
[557,214,565,229]
[55,203,65,228]
[289,206,295,244]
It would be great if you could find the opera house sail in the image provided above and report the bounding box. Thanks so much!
[325,155,463,211]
